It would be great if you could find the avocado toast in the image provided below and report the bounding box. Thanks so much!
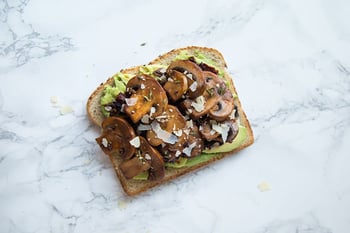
[87,46,254,196]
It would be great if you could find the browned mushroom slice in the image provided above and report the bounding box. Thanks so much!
[208,82,235,122]
[124,75,168,123]
[119,136,165,180]
[119,153,151,179]
[163,70,188,101]
[139,137,165,181]
[181,95,220,119]
[167,60,205,99]
[209,99,234,122]
[147,105,186,147]
[96,117,136,160]
[199,119,221,141]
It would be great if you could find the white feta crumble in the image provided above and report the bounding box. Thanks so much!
[191,96,206,112]
[141,114,150,124]
[182,142,197,157]
[129,136,140,148]
[175,151,182,158]
[125,97,138,106]
[102,138,109,148]
[173,129,183,137]
[189,81,198,92]
[212,123,230,142]
[144,153,151,161]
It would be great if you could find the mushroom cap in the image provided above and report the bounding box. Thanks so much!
[209,99,235,122]
[167,60,205,99]
[163,70,188,101]
[96,117,136,160]
[124,75,168,123]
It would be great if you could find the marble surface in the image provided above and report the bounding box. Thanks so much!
[1,0,350,232]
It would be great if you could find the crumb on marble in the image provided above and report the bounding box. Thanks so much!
[257,182,271,192]
[50,96,59,107]
[118,199,129,210]
[60,105,73,115]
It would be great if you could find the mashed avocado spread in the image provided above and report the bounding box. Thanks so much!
[100,51,248,175]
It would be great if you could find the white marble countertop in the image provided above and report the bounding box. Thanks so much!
[1,0,350,232]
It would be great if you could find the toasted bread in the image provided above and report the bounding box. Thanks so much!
[87,46,254,196]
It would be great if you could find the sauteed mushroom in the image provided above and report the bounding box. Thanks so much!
[167,60,205,99]
[146,105,186,146]
[163,69,188,101]
[181,71,235,121]
[124,75,168,123]
[96,117,136,160]
[119,136,165,180]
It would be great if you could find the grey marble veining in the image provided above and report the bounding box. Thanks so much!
[1,0,350,232]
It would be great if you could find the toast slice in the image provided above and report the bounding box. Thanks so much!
[87,46,254,196]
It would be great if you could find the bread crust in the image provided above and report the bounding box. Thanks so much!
[86,46,254,196]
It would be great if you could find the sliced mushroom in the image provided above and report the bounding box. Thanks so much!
[163,70,188,101]
[181,95,220,119]
[119,153,151,179]
[167,60,205,99]
[96,117,136,160]
[124,75,168,123]
[199,119,220,141]
[209,99,234,122]
[119,136,165,181]
[147,105,186,146]
[225,119,239,143]
[139,137,165,181]
[208,82,235,122]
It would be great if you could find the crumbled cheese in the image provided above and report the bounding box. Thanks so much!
[129,136,140,148]
[182,142,197,157]
[125,97,138,106]
[141,114,150,124]
[186,120,194,128]
[104,106,112,112]
[140,83,145,89]
[102,138,109,148]
[173,129,183,137]
[191,96,206,112]
[229,108,236,120]
[151,121,178,144]
[149,107,156,117]
[175,151,181,157]
[144,153,151,161]
[59,105,73,115]
[258,182,271,192]
[189,81,197,91]
[186,73,193,79]
[212,123,230,142]
[137,124,151,131]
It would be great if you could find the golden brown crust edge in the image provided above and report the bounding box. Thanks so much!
[86,46,254,196]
